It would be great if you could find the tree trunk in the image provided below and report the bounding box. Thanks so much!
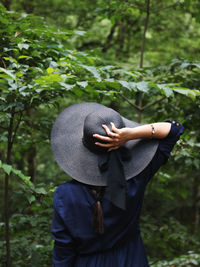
[137,95,143,123]
[102,22,118,53]
[137,0,151,122]
[193,175,200,233]
[3,0,12,10]
[109,101,120,112]
[116,20,126,59]
[27,146,36,184]
[26,108,36,184]
[21,1,35,14]
[4,109,22,267]
[139,0,150,68]
[4,109,15,267]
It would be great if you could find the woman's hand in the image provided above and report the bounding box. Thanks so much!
[93,122,172,152]
[93,122,131,151]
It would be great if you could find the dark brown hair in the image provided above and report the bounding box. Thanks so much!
[90,186,104,234]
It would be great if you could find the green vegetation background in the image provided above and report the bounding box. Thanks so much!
[0,0,200,266]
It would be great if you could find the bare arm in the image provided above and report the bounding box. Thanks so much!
[93,122,171,151]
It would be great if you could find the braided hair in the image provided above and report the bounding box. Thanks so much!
[90,186,104,234]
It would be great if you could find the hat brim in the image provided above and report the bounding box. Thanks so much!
[51,102,159,186]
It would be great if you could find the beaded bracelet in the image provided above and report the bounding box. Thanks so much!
[150,124,155,137]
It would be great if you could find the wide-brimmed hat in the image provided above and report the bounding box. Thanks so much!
[51,102,159,187]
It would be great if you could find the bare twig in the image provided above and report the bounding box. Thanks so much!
[142,96,166,111]
[0,56,7,69]
[129,1,146,12]
[118,93,141,111]
[152,3,179,14]
[11,111,23,146]
[0,125,8,130]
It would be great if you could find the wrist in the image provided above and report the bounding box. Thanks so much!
[122,127,134,142]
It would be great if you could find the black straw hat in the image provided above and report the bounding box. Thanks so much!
[51,102,159,186]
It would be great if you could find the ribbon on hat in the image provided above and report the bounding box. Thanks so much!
[98,147,131,210]
[82,133,131,210]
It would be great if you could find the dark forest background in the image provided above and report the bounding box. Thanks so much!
[0,0,200,266]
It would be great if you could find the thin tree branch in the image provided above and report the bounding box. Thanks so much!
[0,56,7,69]
[118,93,141,111]
[5,108,26,115]
[0,125,8,130]
[129,1,146,12]
[152,3,179,14]
[11,111,23,146]
[142,96,166,111]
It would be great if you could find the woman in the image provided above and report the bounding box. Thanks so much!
[51,102,184,267]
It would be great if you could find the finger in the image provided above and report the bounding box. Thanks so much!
[110,122,120,134]
[108,146,119,152]
[102,124,118,138]
[93,134,113,142]
[95,142,113,148]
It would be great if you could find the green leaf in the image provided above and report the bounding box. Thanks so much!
[173,88,198,99]
[136,81,149,92]
[59,82,75,90]
[114,69,137,79]
[12,168,32,187]
[157,84,174,97]
[18,55,31,59]
[80,65,101,80]
[3,57,18,63]
[0,67,16,79]
[193,89,200,96]
[118,80,131,90]
[18,43,29,50]
[27,195,36,204]
[76,81,88,88]
[2,164,12,175]
[16,72,23,78]
[104,79,121,90]
[35,188,47,195]
[74,30,85,36]
[47,67,54,74]
[35,73,62,84]
[193,63,200,68]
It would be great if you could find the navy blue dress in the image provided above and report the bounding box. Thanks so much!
[51,121,184,267]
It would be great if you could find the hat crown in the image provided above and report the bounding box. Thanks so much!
[83,108,124,153]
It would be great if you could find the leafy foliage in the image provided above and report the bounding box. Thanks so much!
[151,252,200,267]
[0,1,200,266]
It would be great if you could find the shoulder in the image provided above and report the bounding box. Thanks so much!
[54,180,83,207]
[55,180,80,195]
[54,181,76,204]
[55,180,77,193]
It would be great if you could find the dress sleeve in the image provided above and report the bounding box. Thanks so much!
[149,120,184,178]
[51,189,76,267]
[158,120,184,159]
